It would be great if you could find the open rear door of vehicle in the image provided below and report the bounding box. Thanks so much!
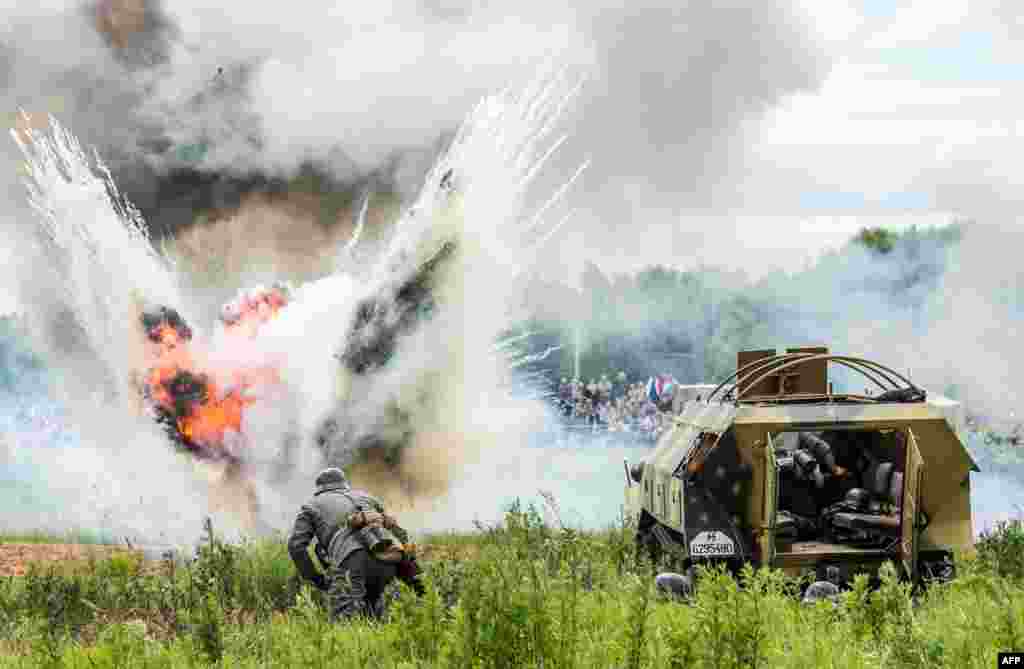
[761,433,779,567]
[903,429,925,582]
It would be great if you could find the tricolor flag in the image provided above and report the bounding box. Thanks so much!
[646,375,677,402]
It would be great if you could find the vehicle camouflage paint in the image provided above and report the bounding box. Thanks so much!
[624,347,977,586]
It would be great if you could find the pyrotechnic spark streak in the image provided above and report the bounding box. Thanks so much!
[494,331,540,350]
[343,191,370,257]
[9,67,589,535]
[508,346,562,369]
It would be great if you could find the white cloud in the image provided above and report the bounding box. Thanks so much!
[864,0,974,48]
[807,1,864,41]
[718,8,1024,227]
[2,0,1018,279]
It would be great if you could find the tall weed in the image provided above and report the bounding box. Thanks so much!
[1,507,1022,668]
[975,518,1024,581]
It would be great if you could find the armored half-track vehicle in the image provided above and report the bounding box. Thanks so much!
[624,346,977,586]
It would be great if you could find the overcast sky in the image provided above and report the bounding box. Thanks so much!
[683,0,1024,278]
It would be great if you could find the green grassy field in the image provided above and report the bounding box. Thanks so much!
[0,530,116,546]
[0,505,1022,668]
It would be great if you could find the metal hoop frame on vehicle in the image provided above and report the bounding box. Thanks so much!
[705,353,920,403]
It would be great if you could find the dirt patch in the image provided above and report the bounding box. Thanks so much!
[0,541,477,578]
[0,543,142,577]
[414,543,481,563]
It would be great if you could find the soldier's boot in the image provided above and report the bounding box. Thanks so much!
[369,593,392,620]
[327,563,370,621]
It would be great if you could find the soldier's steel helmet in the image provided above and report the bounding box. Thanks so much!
[793,450,817,473]
[802,580,840,604]
[655,571,693,599]
[315,467,350,494]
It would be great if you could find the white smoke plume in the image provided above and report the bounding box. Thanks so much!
[252,71,586,517]
[1,68,583,542]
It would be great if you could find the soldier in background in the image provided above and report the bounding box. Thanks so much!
[616,371,627,393]
[802,566,841,604]
[656,567,696,600]
[558,378,572,416]
[288,468,421,621]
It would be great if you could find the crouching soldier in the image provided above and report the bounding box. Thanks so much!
[288,467,423,621]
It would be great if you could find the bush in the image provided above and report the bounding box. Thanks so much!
[854,227,898,254]
[975,518,1024,581]
[1,507,1023,668]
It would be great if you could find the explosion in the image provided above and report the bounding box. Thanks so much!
[9,70,582,537]
[219,283,293,339]
[138,283,293,461]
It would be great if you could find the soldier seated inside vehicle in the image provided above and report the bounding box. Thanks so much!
[821,430,906,547]
[775,431,852,542]
[775,429,906,551]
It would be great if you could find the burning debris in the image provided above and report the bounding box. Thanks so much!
[138,284,292,460]
[134,289,298,532]
[139,305,242,459]
[134,238,454,485]
[219,282,293,338]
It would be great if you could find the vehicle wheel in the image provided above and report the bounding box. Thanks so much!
[920,553,956,586]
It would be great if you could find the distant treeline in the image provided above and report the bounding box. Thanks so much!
[512,222,968,388]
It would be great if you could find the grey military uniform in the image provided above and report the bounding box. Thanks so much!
[287,468,409,620]
[802,566,842,605]
[802,581,840,604]
[655,570,695,600]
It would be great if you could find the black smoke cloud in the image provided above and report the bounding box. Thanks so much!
[1,0,829,254]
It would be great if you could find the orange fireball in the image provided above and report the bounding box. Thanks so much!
[139,296,287,458]
[220,284,291,340]
[176,379,250,447]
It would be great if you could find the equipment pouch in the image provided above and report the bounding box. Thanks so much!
[356,525,405,562]
[343,494,406,562]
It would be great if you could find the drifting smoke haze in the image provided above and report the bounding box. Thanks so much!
[527,222,1024,532]
[2,0,1024,542]
[0,1,827,255]
[731,222,1023,424]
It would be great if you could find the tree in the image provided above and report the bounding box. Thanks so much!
[854,227,897,254]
